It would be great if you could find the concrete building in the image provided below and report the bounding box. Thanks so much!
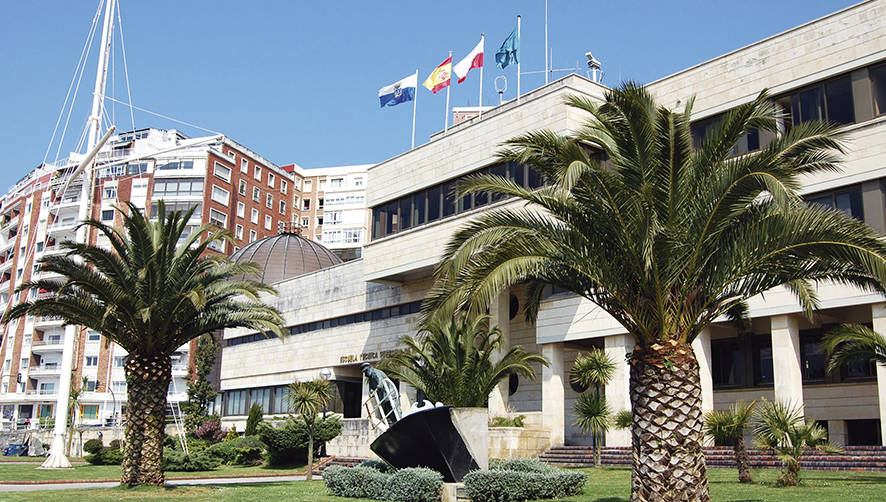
[0,127,297,430]
[217,1,886,453]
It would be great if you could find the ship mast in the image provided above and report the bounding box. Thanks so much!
[41,0,116,469]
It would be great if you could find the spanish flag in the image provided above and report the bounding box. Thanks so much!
[423,56,452,94]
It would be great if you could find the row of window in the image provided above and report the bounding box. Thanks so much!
[223,380,363,418]
[97,162,148,179]
[371,162,543,240]
[225,300,423,347]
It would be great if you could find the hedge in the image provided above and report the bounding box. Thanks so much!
[464,460,585,502]
[257,415,342,466]
[162,448,220,472]
[86,447,123,465]
[205,435,266,464]
[323,465,443,502]
[83,438,104,454]
[359,459,395,473]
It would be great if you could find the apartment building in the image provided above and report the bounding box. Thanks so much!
[216,0,886,455]
[0,127,295,430]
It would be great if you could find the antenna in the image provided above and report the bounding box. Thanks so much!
[585,52,602,83]
[494,76,507,105]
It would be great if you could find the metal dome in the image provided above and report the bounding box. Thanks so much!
[230,231,342,285]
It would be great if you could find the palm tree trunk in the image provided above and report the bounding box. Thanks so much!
[629,343,710,502]
[306,434,314,482]
[778,456,800,487]
[734,436,753,483]
[122,353,171,487]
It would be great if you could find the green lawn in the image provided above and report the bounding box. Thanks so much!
[0,462,307,482]
[1,468,885,501]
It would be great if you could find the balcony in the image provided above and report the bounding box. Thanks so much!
[47,220,78,234]
[0,258,13,272]
[54,196,81,210]
[0,215,20,233]
[28,363,61,376]
[171,364,189,377]
[41,244,65,257]
[34,316,64,328]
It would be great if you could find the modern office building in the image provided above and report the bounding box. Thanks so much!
[217,0,886,455]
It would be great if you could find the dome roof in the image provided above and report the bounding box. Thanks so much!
[230,232,342,285]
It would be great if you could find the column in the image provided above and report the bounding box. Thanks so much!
[771,315,804,409]
[604,333,633,447]
[360,379,370,419]
[399,382,416,414]
[828,420,848,447]
[488,292,511,418]
[541,342,565,446]
[692,327,714,414]
[871,303,886,445]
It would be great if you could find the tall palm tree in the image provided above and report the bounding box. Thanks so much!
[423,83,886,501]
[571,349,616,467]
[753,399,835,487]
[3,202,284,486]
[287,379,331,482]
[379,313,547,407]
[703,401,756,483]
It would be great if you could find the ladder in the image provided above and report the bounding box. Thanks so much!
[167,375,188,454]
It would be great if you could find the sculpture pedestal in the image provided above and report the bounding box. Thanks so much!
[450,407,488,470]
[441,482,468,502]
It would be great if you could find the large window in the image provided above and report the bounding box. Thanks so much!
[225,389,247,416]
[153,178,204,197]
[209,209,227,227]
[156,160,195,171]
[251,388,271,413]
[805,184,864,221]
[873,63,886,117]
[753,335,774,386]
[150,201,201,218]
[213,162,232,183]
[786,75,855,126]
[211,185,230,206]
[690,114,759,156]
[711,338,744,388]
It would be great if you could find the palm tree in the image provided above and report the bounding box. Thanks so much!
[379,313,547,407]
[422,83,886,501]
[703,401,756,483]
[821,324,886,373]
[287,379,331,481]
[2,202,284,486]
[571,349,616,467]
[753,399,836,487]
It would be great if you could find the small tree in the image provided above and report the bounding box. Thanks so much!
[287,379,331,481]
[245,403,263,436]
[571,349,616,467]
[182,334,219,432]
[753,399,837,487]
[703,401,756,483]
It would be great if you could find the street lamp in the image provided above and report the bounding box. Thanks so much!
[319,367,332,419]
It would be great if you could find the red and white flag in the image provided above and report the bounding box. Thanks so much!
[453,37,484,84]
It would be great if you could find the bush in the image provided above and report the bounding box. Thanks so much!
[195,419,225,443]
[359,459,395,473]
[258,415,342,466]
[245,403,263,436]
[206,435,266,464]
[233,446,264,466]
[224,426,239,442]
[186,437,209,454]
[464,463,585,502]
[323,465,442,501]
[162,448,219,472]
[86,447,123,465]
[108,439,121,450]
[83,438,104,454]
[489,415,526,428]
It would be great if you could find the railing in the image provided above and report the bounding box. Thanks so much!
[32,336,64,346]
[34,316,64,325]
[48,220,77,231]
[24,389,58,396]
[28,364,61,374]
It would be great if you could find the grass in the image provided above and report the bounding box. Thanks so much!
[0,461,307,482]
[1,468,885,501]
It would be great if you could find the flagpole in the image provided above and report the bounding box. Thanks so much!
[517,15,521,103]
[412,69,418,149]
[545,0,549,85]
[478,34,484,120]
[445,50,452,133]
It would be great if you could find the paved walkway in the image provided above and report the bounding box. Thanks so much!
[0,474,307,492]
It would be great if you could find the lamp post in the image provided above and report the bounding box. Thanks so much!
[319,367,332,420]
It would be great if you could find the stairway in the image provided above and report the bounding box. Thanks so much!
[314,456,367,475]
[539,445,886,471]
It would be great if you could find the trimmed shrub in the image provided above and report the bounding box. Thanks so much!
[245,403,263,436]
[489,415,526,428]
[323,465,442,501]
[108,439,121,450]
[258,415,342,466]
[162,448,219,472]
[233,446,264,466]
[195,419,225,443]
[490,458,553,473]
[83,438,103,454]
[206,435,266,464]
[359,459,395,473]
[86,447,123,465]
[186,437,209,454]
[464,464,585,502]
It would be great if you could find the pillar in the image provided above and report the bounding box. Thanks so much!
[828,419,848,447]
[541,342,565,446]
[399,382,416,413]
[692,327,714,414]
[604,333,633,446]
[771,315,804,410]
[871,303,886,445]
[360,379,370,419]
[488,292,511,419]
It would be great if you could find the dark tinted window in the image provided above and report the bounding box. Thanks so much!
[442,180,457,217]
[806,185,864,221]
[711,338,743,387]
[754,336,774,386]
[413,191,426,226]
[790,75,854,125]
[873,64,886,116]
[427,185,441,222]
[399,197,412,231]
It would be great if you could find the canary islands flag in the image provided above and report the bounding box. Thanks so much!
[423,56,453,94]
[379,73,417,108]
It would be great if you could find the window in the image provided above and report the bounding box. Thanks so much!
[153,178,204,197]
[280,180,288,194]
[39,382,55,394]
[112,381,126,393]
[785,75,855,126]
[317,216,324,226]
[806,185,863,221]
[207,234,225,253]
[240,158,248,173]
[711,338,744,387]
[209,208,227,227]
[87,331,101,342]
[327,211,342,224]
[265,215,272,230]
[80,405,98,419]
[301,217,309,227]
[266,193,273,209]
[84,380,98,392]
[113,356,125,368]
[251,388,271,413]
[213,162,232,183]
[318,198,324,209]
[156,160,195,171]
[251,208,259,224]
[354,177,364,188]
[319,180,327,192]
[211,185,230,206]
[225,389,247,416]
[279,200,286,215]
[239,180,247,196]
[103,187,117,199]
[304,180,313,192]
[226,150,235,160]
[268,173,275,188]
[303,199,311,210]
[85,356,98,367]
[101,209,114,221]
[753,335,774,386]
[330,178,344,189]
[235,224,243,240]
[237,202,245,218]
[249,230,257,242]
[691,114,759,156]
[151,201,201,219]
[253,187,260,202]
[254,166,262,181]
[20,358,28,369]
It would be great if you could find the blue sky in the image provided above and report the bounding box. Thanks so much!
[0,0,853,187]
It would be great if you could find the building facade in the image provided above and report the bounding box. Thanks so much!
[217,0,886,453]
